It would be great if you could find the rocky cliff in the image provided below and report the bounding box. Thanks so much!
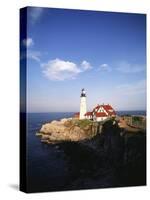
[36,117,146,189]
[36,118,98,143]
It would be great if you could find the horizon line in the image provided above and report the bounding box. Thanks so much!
[25,110,146,114]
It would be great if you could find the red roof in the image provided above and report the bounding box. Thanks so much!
[96,112,107,117]
[73,104,116,119]
[84,112,93,116]
[74,112,80,116]
[101,105,116,116]
[92,104,100,112]
[93,104,116,116]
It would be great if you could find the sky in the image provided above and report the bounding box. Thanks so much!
[21,7,146,112]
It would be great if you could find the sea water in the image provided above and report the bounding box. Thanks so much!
[26,111,146,192]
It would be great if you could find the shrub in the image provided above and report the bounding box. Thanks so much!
[75,119,92,128]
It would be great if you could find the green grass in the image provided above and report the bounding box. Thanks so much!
[73,119,92,128]
[132,116,142,122]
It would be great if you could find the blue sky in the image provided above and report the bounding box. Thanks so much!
[21,7,146,112]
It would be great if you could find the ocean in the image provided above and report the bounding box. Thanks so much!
[27,112,74,192]
[26,111,146,192]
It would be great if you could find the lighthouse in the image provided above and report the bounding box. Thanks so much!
[79,88,87,119]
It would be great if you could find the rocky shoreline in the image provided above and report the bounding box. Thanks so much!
[36,116,146,144]
[36,118,101,143]
[36,117,146,188]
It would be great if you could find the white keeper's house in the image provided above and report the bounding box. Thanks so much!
[74,88,116,122]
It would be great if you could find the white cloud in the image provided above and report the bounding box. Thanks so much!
[22,38,34,48]
[29,7,43,24]
[98,61,145,73]
[20,50,41,62]
[81,60,92,70]
[116,79,146,95]
[116,61,145,73]
[27,50,41,62]
[21,38,41,62]
[41,59,92,81]
[114,79,146,110]
[42,58,82,81]
[99,63,111,72]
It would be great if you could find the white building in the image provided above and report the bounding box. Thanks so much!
[84,112,93,120]
[79,88,87,119]
[92,104,116,122]
[74,89,116,122]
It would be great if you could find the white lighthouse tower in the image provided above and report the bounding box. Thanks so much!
[79,88,87,119]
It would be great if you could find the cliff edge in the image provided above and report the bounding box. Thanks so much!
[36,118,98,143]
